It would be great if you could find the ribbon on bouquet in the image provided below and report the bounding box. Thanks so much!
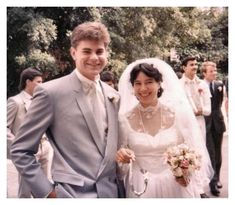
[129,159,149,197]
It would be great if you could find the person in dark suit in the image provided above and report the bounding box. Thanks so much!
[201,61,226,197]
[224,76,228,118]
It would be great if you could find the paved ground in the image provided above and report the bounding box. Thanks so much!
[204,132,228,198]
[7,159,18,198]
[6,134,229,198]
[204,99,229,198]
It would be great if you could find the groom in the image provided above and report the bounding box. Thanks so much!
[11,22,120,198]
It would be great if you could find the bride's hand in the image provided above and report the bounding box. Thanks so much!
[175,176,190,187]
[116,148,135,164]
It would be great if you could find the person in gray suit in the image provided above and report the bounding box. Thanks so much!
[11,22,120,198]
[7,67,53,197]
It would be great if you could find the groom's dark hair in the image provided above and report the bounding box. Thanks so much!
[130,63,164,97]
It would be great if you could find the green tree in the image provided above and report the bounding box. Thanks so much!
[7,7,58,96]
[7,7,228,96]
[7,7,94,96]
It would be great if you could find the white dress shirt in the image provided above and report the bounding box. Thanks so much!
[180,74,211,116]
[22,90,33,111]
[75,69,108,140]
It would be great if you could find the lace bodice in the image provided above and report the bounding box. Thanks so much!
[119,103,184,173]
[126,102,175,137]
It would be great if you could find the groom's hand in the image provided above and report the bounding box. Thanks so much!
[116,148,135,163]
[47,189,57,198]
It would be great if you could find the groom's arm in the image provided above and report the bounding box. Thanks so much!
[10,85,54,198]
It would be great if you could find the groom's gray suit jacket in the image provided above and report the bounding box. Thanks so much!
[11,70,120,198]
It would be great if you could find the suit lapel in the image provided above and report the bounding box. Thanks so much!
[70,71,105,157]
[214,81,223,104]
[103,86,117,156]
[19,91,31,112]
[97,83,118,177]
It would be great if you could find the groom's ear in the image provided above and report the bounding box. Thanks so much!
[106,48,110,58]
[70,47,77,60]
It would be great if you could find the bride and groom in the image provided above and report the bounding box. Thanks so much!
[10,21,212,198]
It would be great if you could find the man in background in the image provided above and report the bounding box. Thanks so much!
[180,56,211,198]
[7,67,53,197]
[100,70,117,90]
[202,61,226,197]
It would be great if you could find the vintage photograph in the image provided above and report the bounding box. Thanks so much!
[6,5,228,199]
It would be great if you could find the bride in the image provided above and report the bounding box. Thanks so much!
[116,58,213,198]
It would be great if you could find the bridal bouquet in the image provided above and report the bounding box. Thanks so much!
[164,143,201,178]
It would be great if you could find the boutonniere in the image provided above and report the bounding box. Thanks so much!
[218,86,223,92]
[197,82,204,95]
[198,88,203,95]
[108,94,120,104]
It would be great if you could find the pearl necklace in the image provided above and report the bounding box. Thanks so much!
[137,102,163,134]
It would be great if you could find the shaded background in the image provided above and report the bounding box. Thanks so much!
[7,7,228,97]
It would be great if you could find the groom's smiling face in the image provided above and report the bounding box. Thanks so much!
[70,40,108,81]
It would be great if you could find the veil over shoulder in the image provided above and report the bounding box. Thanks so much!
[118,58,213,187]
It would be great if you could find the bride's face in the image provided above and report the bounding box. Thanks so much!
[133,71,160,107]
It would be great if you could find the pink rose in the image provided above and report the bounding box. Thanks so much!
[198,88,203,95]
[180,159,190,169]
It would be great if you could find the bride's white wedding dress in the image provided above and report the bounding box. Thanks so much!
[118,102,201,198]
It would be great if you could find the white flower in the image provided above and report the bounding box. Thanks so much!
[218,86,223,92]
[173,167,183,177]
[108,94,120,104]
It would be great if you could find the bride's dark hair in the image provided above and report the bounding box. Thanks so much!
[130,63,164,97]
